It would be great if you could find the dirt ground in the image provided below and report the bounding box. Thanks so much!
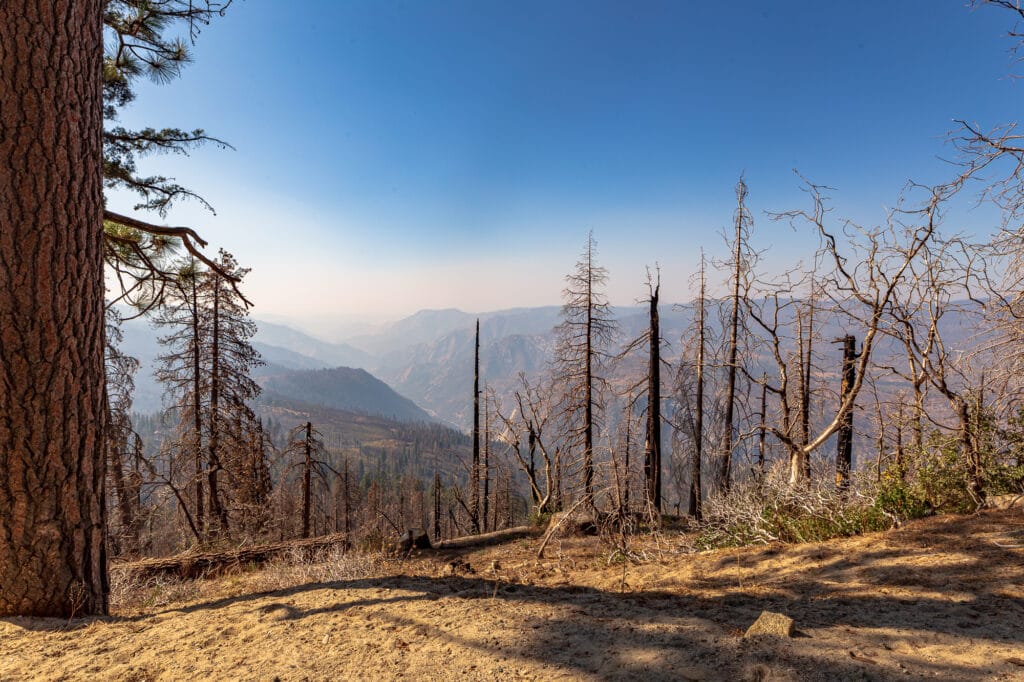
[2,509,1024,681]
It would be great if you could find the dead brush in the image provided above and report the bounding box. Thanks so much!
[109,546,388,613]
[109,566,203,613]
[245,545,388,592]
[692,462,893,549]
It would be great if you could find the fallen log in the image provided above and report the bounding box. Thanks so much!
[113,532,351,580]
[435,525,540,550]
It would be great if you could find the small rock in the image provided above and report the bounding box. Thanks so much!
[744,611,794,638]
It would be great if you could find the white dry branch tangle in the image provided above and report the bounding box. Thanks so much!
[695,463,891,548]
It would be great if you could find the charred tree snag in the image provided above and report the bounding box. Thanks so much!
[302,422,313,539]
[689,254,707,520]
[644,278,662,512]
[835,335,858,490]
[472,319,481,534]
[721,178,752,491]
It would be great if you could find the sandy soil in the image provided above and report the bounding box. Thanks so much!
[2,509,1023,681]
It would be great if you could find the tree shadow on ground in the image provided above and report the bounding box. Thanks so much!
[5,511,1022,680]
[130,562,1022,680]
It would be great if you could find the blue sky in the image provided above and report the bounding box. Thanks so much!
[109,1,1023,337]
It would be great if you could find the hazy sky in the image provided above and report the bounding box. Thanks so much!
[108,1,1022,339]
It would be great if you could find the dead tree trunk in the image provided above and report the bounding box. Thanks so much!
[689,256,707,520]
[301,421,313,538]
[207,277,228,534]
[623,406,632,513]
[797,296,815,479]
[835,335,857,490]
[190,268,205,538]
[645,279,662,511]
[472,319,481,534]
[432,471,442,542]
[721,178,750,491]
[758,373,768,476]
[527,425,539,508]
[342,458,351,538]
[483,390,490,533]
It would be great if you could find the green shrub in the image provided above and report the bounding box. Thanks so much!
[528,508,554,528]
[879,417,1024,515]
[874,469,932,520]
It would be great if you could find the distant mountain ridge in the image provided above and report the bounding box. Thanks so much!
[118,300,979,433]
[118,314,426,419]
[258,366,435,424]
[255,320,371,369]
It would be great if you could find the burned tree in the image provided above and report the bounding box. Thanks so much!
[719,177,755,491]
[767,178,942,475]
[554,232,617,508]
[155,252,261,539]
[284,422,332,539]
[644,271,663,511]
[496,373,559,515]
[105,310,144,557]
[472,318,481,534]
[154,259,208,536]
[834,335,858,490]
[690,254,709,517]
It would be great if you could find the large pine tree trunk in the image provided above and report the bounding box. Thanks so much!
[0,0,108,616]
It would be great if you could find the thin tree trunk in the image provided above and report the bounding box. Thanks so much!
[895,402,905,481]
[343,458,351,538]
[645,280,662,511]
[527,425,539,507]
[472,319,481,533]
[0,0,108,616]
[721,179,748,491]
[624,408,632,513]
[108,433,138,557]
[432,471,441,542]
[912,383,925,455]
[189,266,205,538]
[483,391,490,533]
[803,298,814,477]
[302,421,312,538]
[584,247,595,507]
[689,255,706,520]
[207,277,227,533]
[960,399,985,504]
[505,473,513,528]
[758,373,768,476]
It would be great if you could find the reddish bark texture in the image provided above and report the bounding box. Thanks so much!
[0,0,108,616]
